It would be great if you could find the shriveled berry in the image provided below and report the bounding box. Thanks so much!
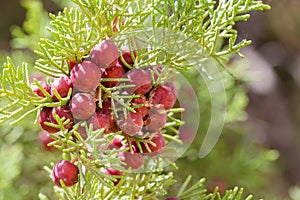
[102,62,125,87]
[38,130,55,151]
[52,160,79,187]
[130,95,149,118]
[31,81,51,97]
[117,111,143,136]
[123,69,152,95]
[149,82,177,110]
[50,106,74,131]
[90,40,119,69]
[39,107,59,133]
[51,76,72,101]
[70,93,96,120]
[141,132,165,156]
[70,61,102,92]
[102,168,123,185]
[87,111,110,133]
[119,50,136,67]
[143,105,167,132]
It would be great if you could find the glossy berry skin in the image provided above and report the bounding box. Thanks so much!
[70,61,102,92]
[102,62,125,88]
[39,107,59,133]
[87,111,110,133]
[130,95,149,118]
[49,106,74,131]
[51,76,72,101]
[118,50,136,67]
[149,82,177,110]
[124,69,152,95]
[117,111,143,136]
[141,132,166,156]
[90,40,119,69]
[70,93,96,120]
[52,160,79,187]
[31,81,51,97]
[68,60,77,70]
[144,105,167,132]
[38,130,55,151]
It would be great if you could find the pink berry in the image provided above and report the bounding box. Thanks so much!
[143,105,167,132]
[49,106,74,131]
[118,50,136,67]
[141,132,166,156]
[70,93,96,120]
[102,62,125,88]
[130,95,149,118]
[31,81,51,97]
[149,82,177,110]
[39,107,59,133]
[87,111,110,133]
[74,126,88,140]
[90,40,119,69]
[70,61,102,92]
[124,69,152,95]
[52,160,79,187]
[38,130,55,151]
[51,76,72,101]
[117,111,143,136]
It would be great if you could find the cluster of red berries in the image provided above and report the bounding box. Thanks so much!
[33,40,178,187]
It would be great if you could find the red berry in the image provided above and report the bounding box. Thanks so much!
[87,111,110,133]
[117,111,143,136]
[149,82,177,110]
[119,143,144,170]
[141,133,165,156]
[102,168,123,185]
[52,160,79,187]
[75,126,88,140]
[68,60,77,70]
[70,61,102,92]
[130,95,149,118]
[39,107,59,133]
[38,130,55,151]
[90,40,119,69]
[51,76,72,101]
[49,106,74,131]
[70,93,96,120]
[124,69,152,95]
[118,50,136,67]
[31,81,51,97]
[143,105,167,132]
[166,197,180,200]
[102,62,125,87]
[146,65,163,81]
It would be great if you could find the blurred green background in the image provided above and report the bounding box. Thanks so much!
[1,0,300,199]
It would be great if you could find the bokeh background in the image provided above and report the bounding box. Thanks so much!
[1,0,300,199]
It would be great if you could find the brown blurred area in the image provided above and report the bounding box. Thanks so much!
[236,0,300,193]
[0,1,25,50]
